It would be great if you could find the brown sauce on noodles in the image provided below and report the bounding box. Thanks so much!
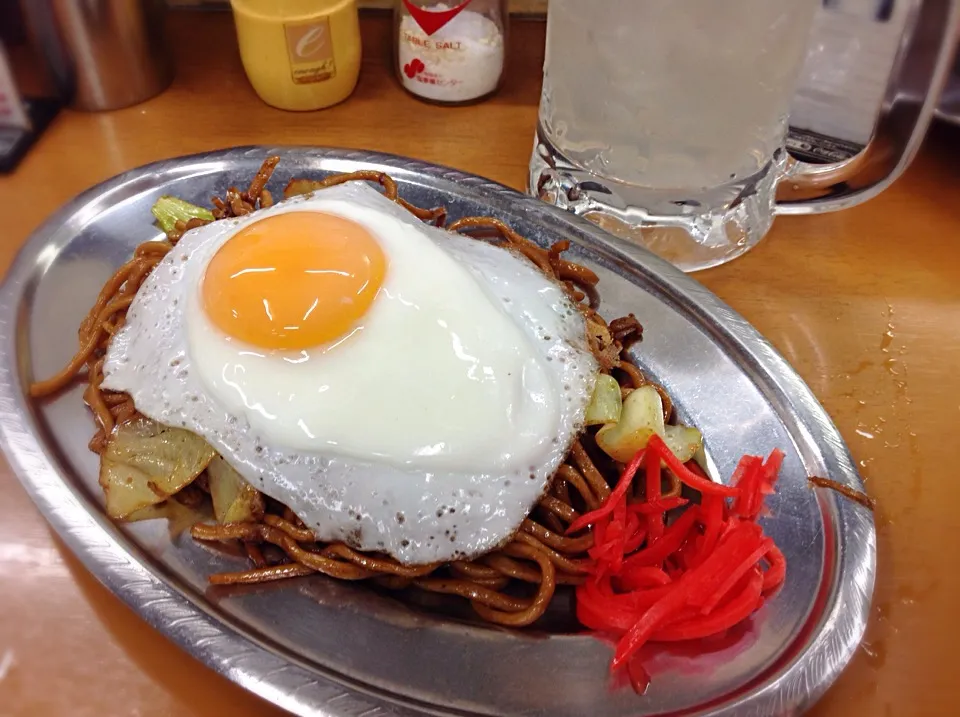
[30,158,677,627]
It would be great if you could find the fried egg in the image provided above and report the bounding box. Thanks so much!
[102,183,598,564]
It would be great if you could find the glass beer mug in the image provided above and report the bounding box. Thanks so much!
[529,0,959,272]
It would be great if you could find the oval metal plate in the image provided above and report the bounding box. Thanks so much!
[0,147,875,716]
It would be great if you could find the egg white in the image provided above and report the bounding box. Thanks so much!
[102,183,598,564]
[186,196,562,473]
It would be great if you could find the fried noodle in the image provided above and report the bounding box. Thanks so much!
[29,157,682,627]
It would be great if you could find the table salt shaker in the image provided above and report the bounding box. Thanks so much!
[395,0,507,105]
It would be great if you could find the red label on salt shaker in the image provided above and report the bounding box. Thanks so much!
[402,0,474,36]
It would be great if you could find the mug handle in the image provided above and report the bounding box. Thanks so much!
[775,0,960,214]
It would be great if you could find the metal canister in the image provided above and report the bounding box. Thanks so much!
[20,0,173,112]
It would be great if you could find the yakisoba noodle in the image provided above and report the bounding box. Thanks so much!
[30,158,682,627]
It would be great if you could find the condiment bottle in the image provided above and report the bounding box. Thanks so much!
[395,0,508,105]
[230,0,361,111]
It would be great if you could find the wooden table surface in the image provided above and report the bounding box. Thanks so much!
[1,12,958,717]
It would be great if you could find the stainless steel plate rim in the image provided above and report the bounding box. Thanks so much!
[0,146,875,717]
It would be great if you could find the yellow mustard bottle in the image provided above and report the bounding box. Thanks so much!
[230,0,362,111]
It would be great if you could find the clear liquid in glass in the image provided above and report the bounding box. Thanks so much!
[529,0,818,271]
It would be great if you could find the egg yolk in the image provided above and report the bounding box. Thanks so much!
[201,212,387,350]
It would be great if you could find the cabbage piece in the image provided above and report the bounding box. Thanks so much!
[99,417,216,519]
[124,499,207,536]
[595,385,703,463]
[584,374,623,426]
[284,178,322,199]
[151,196,215,236]
[207,455,265,524]
[662,424,703,464]
[595,385,666,463]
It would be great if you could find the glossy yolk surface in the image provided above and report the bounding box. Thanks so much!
[201,211,387,350]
